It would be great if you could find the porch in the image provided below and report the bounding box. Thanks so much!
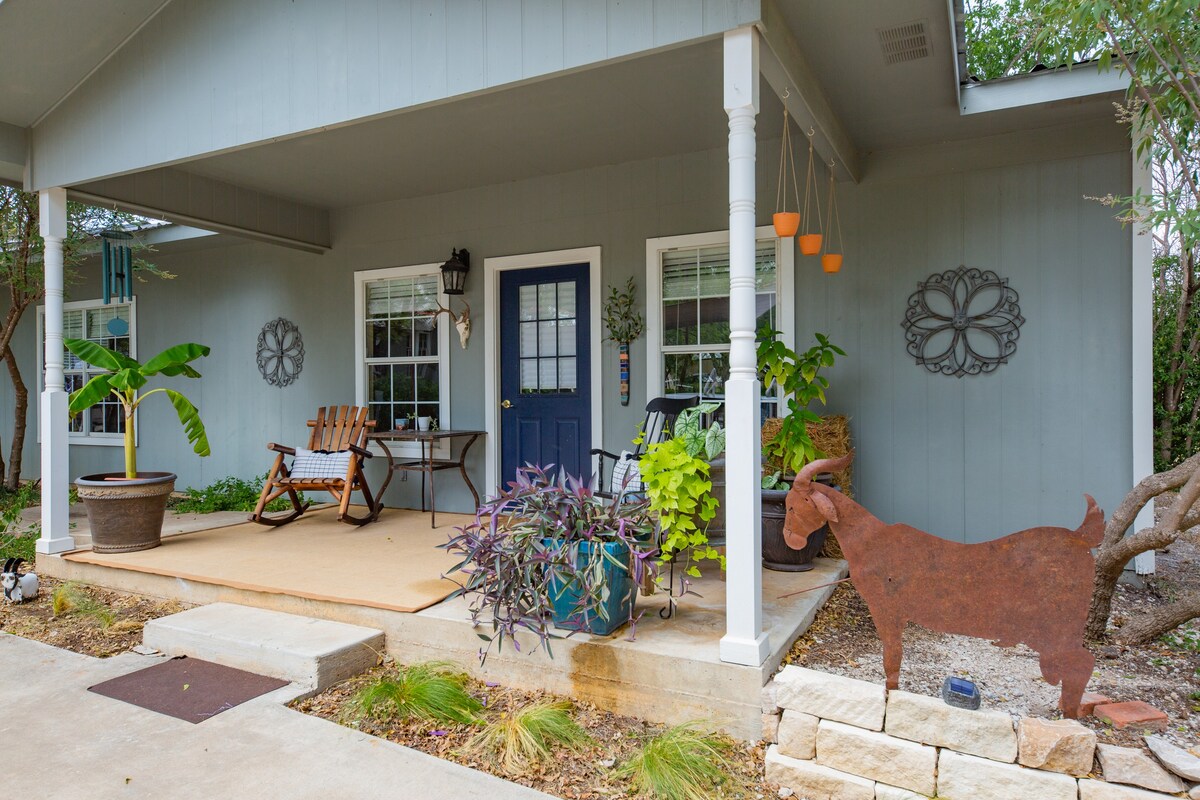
[36,505,846,739]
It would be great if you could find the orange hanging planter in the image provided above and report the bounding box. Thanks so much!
[772,102,802,239]
[821,161,846,274]
[799,234,823,255]
[799,130,823,256]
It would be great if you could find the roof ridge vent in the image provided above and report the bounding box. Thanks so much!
[878,19,930,65]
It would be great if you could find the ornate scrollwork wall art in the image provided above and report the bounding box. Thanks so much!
[901,266,1024,378]
[257,318,305,387]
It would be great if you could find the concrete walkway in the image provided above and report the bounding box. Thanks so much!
[0,634,556,799]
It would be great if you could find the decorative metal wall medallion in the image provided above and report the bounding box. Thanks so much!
[902,266,1024,378]
[257,318,304,387]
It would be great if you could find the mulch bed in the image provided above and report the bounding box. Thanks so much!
[294,665,773,800]
[0,575,187,657]
[782,540,1200,753]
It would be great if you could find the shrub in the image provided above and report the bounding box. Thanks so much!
[466,700,589,774]
[615,723,733,800]
[51,583,116,628]
[354,662,483,725]
[0,482,39,562]
[173,473,302,514]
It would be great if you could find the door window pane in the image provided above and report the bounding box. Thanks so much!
[518,278,579,394]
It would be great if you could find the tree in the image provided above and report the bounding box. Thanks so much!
[0,185,166,490]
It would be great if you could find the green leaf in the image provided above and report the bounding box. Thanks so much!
[64,338,138,372]
[68,374,115,415]
[165,389,210,457]
[142,343,210,377]
[107,368,147,393]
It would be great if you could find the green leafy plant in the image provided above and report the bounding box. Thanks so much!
[615,722,733,800]
[601,277,645,344]
[466,700,590,774]
[65,339,211,479]
[354,662,483,725]
[0,482,39,562]
[50,583,116,628]
[173,473,301,514]
[757,330,845,475]
[638,403,725,576]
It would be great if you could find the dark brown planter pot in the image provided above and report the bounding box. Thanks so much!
[760,474,832,572]
[75,472,176,553]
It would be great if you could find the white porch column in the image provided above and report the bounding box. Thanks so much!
[719,27,769,667]
[37,187,74,555]
[1130,132,1155,574]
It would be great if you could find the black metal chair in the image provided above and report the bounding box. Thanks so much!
[592,395,698,499]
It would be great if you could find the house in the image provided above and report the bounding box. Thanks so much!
[0,0,1146,701]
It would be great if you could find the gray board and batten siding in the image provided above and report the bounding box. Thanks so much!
[28,0,763,191]
[4,120,1132,544]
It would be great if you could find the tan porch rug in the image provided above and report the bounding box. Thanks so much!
[63,507,472,613]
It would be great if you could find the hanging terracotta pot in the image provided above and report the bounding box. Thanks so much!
[821,162,845,274]
[773,212,800,237]
[773,104,802,240]
[822,254,843,273]
[799,131,823,256]
[799,233,823,255]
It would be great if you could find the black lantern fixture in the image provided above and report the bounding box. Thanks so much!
[440,248,470,295]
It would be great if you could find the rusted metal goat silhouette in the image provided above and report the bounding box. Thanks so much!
[783,452,1103,718]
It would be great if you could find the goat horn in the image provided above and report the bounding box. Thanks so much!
[793,451,856,488]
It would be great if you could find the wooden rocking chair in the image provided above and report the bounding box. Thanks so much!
[249,406,378,527]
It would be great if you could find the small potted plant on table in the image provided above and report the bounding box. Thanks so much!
[444,466,658,663]
[67,339,211,553]
[758,330,845,571]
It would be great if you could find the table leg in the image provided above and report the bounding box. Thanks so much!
[458,433,482,510]
[426,438,437,528]
[372,439,397,521]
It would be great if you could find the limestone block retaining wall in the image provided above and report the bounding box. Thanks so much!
[763,666,1196,800]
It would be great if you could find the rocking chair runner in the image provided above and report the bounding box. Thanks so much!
[250,406,378,526]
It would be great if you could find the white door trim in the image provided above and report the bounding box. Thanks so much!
[483,246,604,495]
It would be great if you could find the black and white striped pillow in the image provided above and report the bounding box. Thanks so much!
[290,448,353,479]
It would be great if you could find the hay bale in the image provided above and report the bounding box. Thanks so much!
[761,415,852,560]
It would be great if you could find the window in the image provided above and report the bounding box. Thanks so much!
[518,280,577,394]
[37,299,136,445]
[354,264,450,449]
[646,228,793,417]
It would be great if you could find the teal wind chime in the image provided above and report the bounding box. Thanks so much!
[101,229,135,304]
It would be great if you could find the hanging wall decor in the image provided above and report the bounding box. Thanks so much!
[773,100,801,238]
[602,278,644,406]
[821,163,844,273]
[798,131,823,256]
[257,318,305,387]
[901,266,1024,378]
[101,229,135,304]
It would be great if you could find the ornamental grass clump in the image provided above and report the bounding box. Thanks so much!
[465,699,589,774]
[50,583,116,628]
[443,466,658,664]
[353,661,483,725]
[615,722,733,800]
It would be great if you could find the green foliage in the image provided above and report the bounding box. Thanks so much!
[1152,253,1200,469]
[354,662,483,725]
[1162,622,1200,653]
[0,482,39,562]
[615,723,733,800]
[602,277,645,344]
[466,700,590,774]
[757,330,845,474]
[51,583,116,628]
[671,402,725,461]
[173,473,301,514]
[66,338,211,478]
[963,0,1107,81]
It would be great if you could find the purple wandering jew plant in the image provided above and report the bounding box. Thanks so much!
[442,465,658,665]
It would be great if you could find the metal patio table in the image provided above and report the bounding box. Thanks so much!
[367,429,485,528]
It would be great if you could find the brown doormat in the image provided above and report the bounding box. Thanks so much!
[88,656,288,723]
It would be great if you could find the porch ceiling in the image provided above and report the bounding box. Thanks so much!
[0,0,166,128]
[160,40,786,210]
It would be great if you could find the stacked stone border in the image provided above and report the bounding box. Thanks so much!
[762,666,1199,800]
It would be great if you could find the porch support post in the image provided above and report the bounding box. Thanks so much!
[1130,130,1155,574]
[37,187,74,555]
[719,26,769,667]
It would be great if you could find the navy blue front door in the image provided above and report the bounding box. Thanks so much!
[499,264,591,484]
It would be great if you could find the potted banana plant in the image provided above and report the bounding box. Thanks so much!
[66,339,211,553]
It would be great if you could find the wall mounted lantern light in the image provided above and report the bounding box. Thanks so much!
[440,248,470,295]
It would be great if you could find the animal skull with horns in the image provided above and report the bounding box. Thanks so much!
[432,300,471,349]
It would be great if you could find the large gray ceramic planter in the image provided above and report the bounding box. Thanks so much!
[75,472,176,553]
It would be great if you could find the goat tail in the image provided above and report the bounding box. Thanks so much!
[1073,494,1105,547]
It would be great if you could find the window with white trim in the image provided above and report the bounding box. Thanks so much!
[354,265,450,445]
[38,299,135,444]
[646,229,793,418]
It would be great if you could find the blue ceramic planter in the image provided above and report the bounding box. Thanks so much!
[544,539,634,637]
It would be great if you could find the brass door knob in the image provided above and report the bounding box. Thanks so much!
[500,399,513,409]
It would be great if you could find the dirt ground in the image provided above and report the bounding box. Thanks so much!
[295,665,773,800]
[783,537,1200,753]
[0,575,186,657]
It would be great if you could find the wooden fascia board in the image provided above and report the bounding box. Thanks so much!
[755,0,862,183]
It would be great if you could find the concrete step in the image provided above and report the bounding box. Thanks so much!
[143,602,384,692]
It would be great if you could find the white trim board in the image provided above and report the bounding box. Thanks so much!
[1130,131,1155,575]
[644,226,795,405]
[483,246,604,496]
